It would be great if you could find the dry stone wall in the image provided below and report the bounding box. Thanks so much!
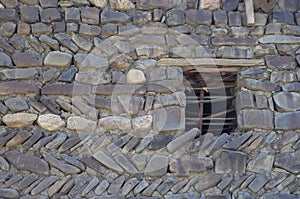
[0,0,299,198]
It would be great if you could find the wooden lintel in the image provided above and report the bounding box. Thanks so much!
[158,58,265,67]
[245,0,255,26]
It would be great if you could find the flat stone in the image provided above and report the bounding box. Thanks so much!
[236,90,255,110]
[59,136,81,152]
[108,176,125,195]
[0,52,12,67]
[0,188,19,199]
[272,11,294,24]
[275,111,300,130]
[81,7,100,25]
[5,150,49,175]
[40,0,58,8]
[142,179,162,196]
[248,173,270,193]
[223,131,253,150]
[110,0,134,11]
[0,68,37,80]
[152,107,185,132]
[0,22,16,37]
[101,9,130,24]
[275,151,300,174]
[114,153,138,174]
[149,134,174,150]
[22,131,43,149]
[259,35,300,44]
[39,96,60,115]
[122,178,139,195]
[185,9,212,26]
[240,78,281,92]
[107,134,131,153]
[48,175,71,197]
[247,153,274,173]
[118,96,144,116]
[273,92,300,111]
[6,130,31,147]
[31,23,53,34]
[136,0,178,10]
[65,7,80,23]
[82,177,99,197]
[80,156,106,174]
[167,128,199,153]
[0,82,38,96]
[265,55,296,70]
[94,150,124,174]
[71,34,93,52]
[32,134,56,151]
[54,33,78,53]
[0,9,19,22]
[31,176,59,195]
[212,38,257,46]
[273,132,299,150]
[135,134,154,153]
[67,116,97,133]
[4,98,28,112]
[166,8,185,26]
[58,67,77,82]
[144,154,169,177]
[45,133,67,150]
[0,156,9,171]
[75,72,111,85]
[239,110,274,130]
[261,193,299,199]
[20,6,39,23]
[40,8,61,23]
[126,69,146,84]
[37,114,65,131]
[12,52,42,67]
[42,151,81,174]
[271,71,296,83]
[134,179,149,195]
[132,115,153,135]
[44,51,72,67]
[18,174,39,190]
[216,150,247,174]
[99,116,131,132]
[2,113,37,128]
[79,24,101,36]
[42,83,91,96]
[75,53,108,71]
[94,84,146,95]
[194,172,221,192]
[68,178,87,198]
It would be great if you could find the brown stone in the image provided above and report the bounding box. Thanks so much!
[42,83,91,96]
[2,113,37,128]
[200,0,221,10]
[6,130,31,147]
[0,81,39,96]
[5,150,49,175]
[81,7,100,25]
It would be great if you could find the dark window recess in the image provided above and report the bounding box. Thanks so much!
[184,71,237,134]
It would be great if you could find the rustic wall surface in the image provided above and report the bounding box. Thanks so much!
[0,0,299,198]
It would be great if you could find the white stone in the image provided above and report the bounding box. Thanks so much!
[90,0,107,8]
[99,116,131,132]
[110,0,135,11]
[37,114,65,131]
[200,0,221,10]
[126,69,146,84]
[67,116,97,132]
[132,115,152,135]
[2,113,37,128]
[44,51,72,67]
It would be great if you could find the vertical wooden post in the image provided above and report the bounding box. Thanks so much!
[245,0,255,26]
[198,89,205,131]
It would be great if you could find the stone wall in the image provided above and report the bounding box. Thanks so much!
[0,0,299,198]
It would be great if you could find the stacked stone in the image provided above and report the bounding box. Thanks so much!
[0,0,299,198]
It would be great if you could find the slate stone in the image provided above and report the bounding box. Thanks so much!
[6,130,31,147]
[213,38,257,46]
[39,96,60,115]
[275,151,300,174]
[18,174,39,190]
[107,134,131,153]
[166,128,199,153]
[59,136,81,152]
[94,151,124,174]
[0,188,19,199]
[39,0,58,8]
[0,9,19,22]
[240,78,281,92]
[223,131,253,150]
[149,134,174,150]
[166,8,185,26]
[261,193,299,199]
[248,173,270,193]
[0,52,12,67]
[45,133,67,149]
[247,153,275,173]
[122,178,139,196]
[108,176,125,194]
[142,179,162,196]
[275,111,300,130]
[95,180,110,195]
[185,9,212,26]
[222,0,239,11]
[272,11,295,24]
[42,83,91,96]
[266,55,296,70]
[31,23,53,34]
[54,33,78,53]
[48,175,71,197]
[259,35,300,44]
[68,178,86,198]
[194,172,221,192]
[273,92,300,111]
[60,154,85,171]
[81,7,100,25]
[136,0,178,10]
[82,177,99,197]
[5,150,49,175]
[101,10,130,24]
[240,110,274,130]
[152,107,185,132]
[5,98,29,112]
[31,176,59,195]
[42,151,81,174]
[32,134,56,151]
[133,179,149,195]
[215,150,247,174]
[20,6,39,23]
[58,67,77,82]
[12,52,43,67]
[40,8,62,23]
[144,154,169,177]
[80,156,106,174]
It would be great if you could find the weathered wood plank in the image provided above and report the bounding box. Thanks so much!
[245,0,255,25]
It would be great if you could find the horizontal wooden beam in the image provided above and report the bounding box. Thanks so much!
[157,58,265,67]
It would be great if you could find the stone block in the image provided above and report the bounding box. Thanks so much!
[270,71,296,83]
[275,151,300,174]
[144,154,169,177]
[99,116,131,132]
[81,7,100,25]
[228,11,241,26]
[31,22,52,34]
[236,90,255,110]
[39,0,58,8]
[215,150,247,174]
[101,9,130,24]
[44,51,72,67]
[101,23,118,38]
[272,11,295,24]
[240,78,281,92]
[152,107,185,132]
[40,8,62,23]
[20,6,39,23]
[0,52,12,67]
[265,55,297,70]
[200,0,221,10]
[65,7,80,23]
[213,37,257,46]
[0,81,39,96]
[275,111,300,130]
[273,92,300,112]
[12,51,42,67]
[41,83,91,96]
[110,0,134,11]
[239,110,274,130]
[136,0,178,10]
[213,10,227,27]
[0,9,19,22]
[4,98,29,112]
[186,9,212,26]
[222,0,239,11]
[166,8,185,26]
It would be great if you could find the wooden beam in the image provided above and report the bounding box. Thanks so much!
[158,58,265,67]
[245,0,255,26]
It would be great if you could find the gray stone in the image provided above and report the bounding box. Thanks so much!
[65,7,80,23]
[167,128,199,153]
[236,90,254,110]
[12,52,42,67]
[58,67,77,82]
[271,71,296,83]
[248,173,270,193]
[1,0,18,8]
[95,179,110,195]
[239,110,274,129]
[134,179,149,194]
[0,156,9,171]
[101,23,118,38]
[75,53,108,71]
[71,34,93,52]
[166,8,185,26]
[272,11,295,24]
[20,6,39,23]
[273,132,299,150]
[31,176,58,195]
[259,35,300,44]
[247,153,275,173]
[240,78,281,92]
[214,10,227,27]
[39,35,59,50]
[135,134,154,153]
[0,22,16,37]
[216,150,247,174]
[0,52,12,67]
[275,151,300,174]
[4,98,28,112]
[0,188,19,199]
[228,11,241,26]
[18,174,39,190]
[108,176,125,195]
[185,9,212,26]
[41,68,61,83]
[67,116,97,132]
[79,24,101,36]
[82,177,99,197]
[230,27,249,36]
[122,178,139,195]
[80,156,106,174]
[6,130,31,147]
[5,150,49,175]
[266,55,296,70]
[75,72,111,85]
[223,131,253,150]
[94,150,124,174]
[152,107,185,132]
[222,0,239,11]
[101,9,130,24]
[80,7,100,25]
[261,193,298,199]
[273,92,300,111]
[44,51,72,67]
[275,111,300,130]
[144,154,169,177]
[194,172,221,192]
[40,8,61,23]
[149,134,174,150]
[136,0,178,10]
[31,23,52,34]
[114,153,138,174]
[283,82,300,92]
[39,0,58,8]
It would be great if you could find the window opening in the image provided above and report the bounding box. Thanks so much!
[184,71,237,134]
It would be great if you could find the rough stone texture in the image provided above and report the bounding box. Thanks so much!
[144,154,169,177]
[239,110,274,130]
[273,92,300,111]
[216,150,247,174]
[99,116,131,132]
[2,113,37,128]
[153,107,185,132]
[126,69,146,84]
[275,111,300,130]
[5,150,49,175]
[67,116,97,132]
[275,151,300,174]
[12,52,43,67]
[37,114,65,131]
[44,51,72,67]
